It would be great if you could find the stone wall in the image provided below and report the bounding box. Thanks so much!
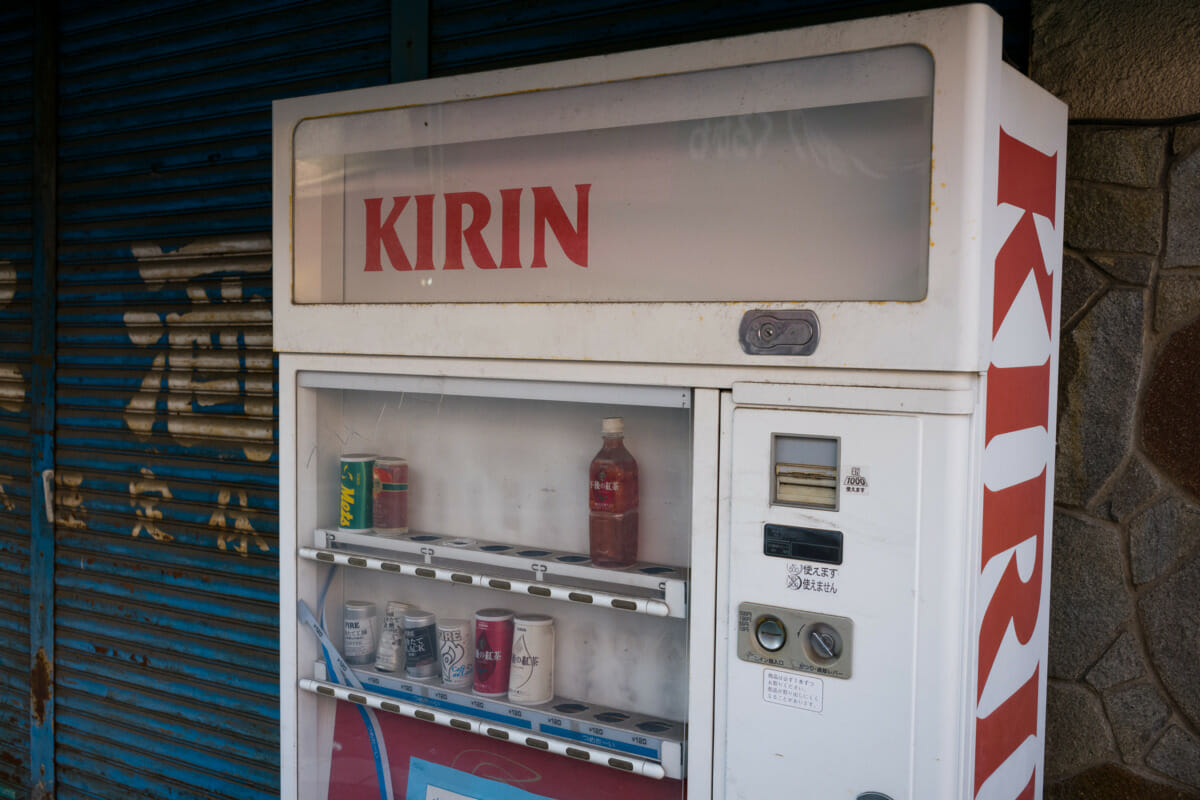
[1034,2,1200,796]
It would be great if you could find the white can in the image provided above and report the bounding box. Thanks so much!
[437,618,474,688]
[508,614,555,704]
[342,601,378,666]
[374,601,410,672]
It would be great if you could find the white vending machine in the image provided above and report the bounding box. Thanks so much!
[273,5,1066,800]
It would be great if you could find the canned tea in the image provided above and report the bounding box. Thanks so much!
[403,609,438,678]
[374,601,410,672]
[473,609,514,696]
[342,601,378,666]
[509,614,555,704]
[372,457,409,533]
[339,454,374,531]
[438,618,473,688]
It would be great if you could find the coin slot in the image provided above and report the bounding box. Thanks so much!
[755,616,787,652]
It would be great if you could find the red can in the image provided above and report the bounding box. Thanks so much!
[372,457,408,532]
[473,608,514,696]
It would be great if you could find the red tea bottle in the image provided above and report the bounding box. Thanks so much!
[588,417,639,567]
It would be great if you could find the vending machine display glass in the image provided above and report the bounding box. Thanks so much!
[289,371,705,799]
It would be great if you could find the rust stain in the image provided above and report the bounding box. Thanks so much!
[30,647,50,726]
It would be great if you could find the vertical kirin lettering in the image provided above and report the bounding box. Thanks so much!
[975,129,1059,800]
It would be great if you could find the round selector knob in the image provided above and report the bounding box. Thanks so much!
[754,616,787,652]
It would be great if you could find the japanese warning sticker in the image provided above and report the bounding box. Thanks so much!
[786,563,840,595]
[763,668,823,712]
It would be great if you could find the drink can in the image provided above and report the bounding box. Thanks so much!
[374,601,410,672]
[339,454,374,531]
[438,618,473,688]
[509,614,555,705]
[473,609,514,696]
[342,601,378,666]
[403,609,439,678]
[373,457,409,533]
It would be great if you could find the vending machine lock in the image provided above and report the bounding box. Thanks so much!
[739,310,820,355]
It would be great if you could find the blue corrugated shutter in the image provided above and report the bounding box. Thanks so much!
[0,7,33,795]
[0,5,34,798]
[428,0,1030,77]
[52,2,389,797]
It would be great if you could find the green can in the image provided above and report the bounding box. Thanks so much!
[339,454,375,531]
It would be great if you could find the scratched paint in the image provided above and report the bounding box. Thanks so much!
[129,467,175,543]
[211,487,270,557]
[123,240,274,463]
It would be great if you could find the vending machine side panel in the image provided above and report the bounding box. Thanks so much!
[969,65,1067,800]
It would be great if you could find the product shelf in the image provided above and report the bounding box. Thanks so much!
[299,664,685,780]
[304,528,688,618]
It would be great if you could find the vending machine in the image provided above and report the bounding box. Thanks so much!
[273,5,1066,800]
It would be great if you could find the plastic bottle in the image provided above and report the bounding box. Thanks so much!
[588,417,639,567]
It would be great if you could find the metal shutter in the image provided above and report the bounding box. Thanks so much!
[428,0,1030,77]
[51,2,389,797]
[0,6,34,799]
